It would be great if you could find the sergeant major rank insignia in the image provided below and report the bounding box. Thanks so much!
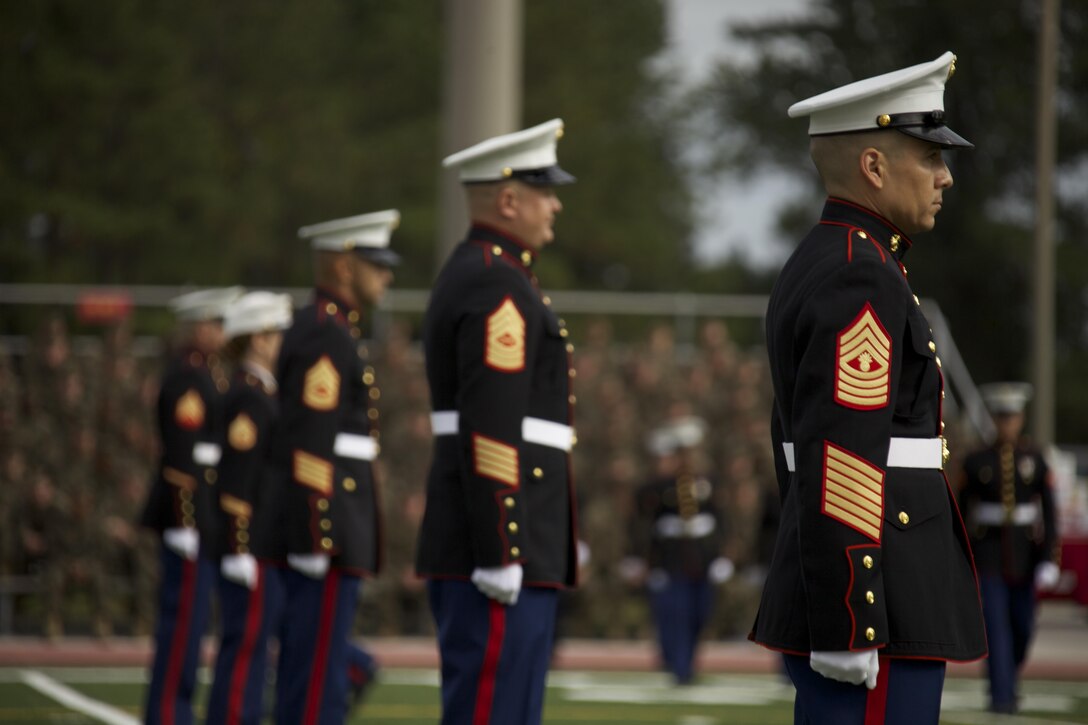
[835,303,891,410]
[485,297,526,372]
[228,412,258,451]
[303,355,340,411]
[175,389,205,430]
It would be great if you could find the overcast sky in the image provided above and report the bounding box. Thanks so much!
[660,0,813,268]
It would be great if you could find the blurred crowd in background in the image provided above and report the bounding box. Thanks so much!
[0,311,788,641]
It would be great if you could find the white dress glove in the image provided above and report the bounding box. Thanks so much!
[1035,561,1061,591]
[163,528,200,561]
[221,553,258,590]
[287,553,331,579]
[810,649,880,690]
[471,564,523,605]
[708,557,735,584]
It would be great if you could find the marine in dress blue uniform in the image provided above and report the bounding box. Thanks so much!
[416,119,578,725]
[750,53,987,724]
[958,383,1060,714]
[205,292,293,725]
[628,416,733,685]
[269,210,398,725]
[141,286,242,725]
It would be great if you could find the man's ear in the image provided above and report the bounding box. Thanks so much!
[496,183,519,220]
[859,147,885,190]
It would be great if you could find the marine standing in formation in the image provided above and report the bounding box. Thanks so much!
[141,286,241,725]
[627,415,733,685]
[268,210,398,724]
[750,52,987,724]
[958,382,1060,714]
[416,119,579,725]
[204,291,293,725]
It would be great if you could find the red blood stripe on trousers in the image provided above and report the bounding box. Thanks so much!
[865,656,890,725]
[227,570,265,725]
[303,570,340,724]
[161,558,197,725]
[473,600,507,725]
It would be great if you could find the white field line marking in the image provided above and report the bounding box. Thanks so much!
[18,669,140,725]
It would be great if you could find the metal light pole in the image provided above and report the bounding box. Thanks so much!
[1030,0,1060,445]
[436,0,523,269]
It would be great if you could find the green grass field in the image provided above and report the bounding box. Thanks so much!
[2,667,1087,724]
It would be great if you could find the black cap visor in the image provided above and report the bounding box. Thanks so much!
[897,124,973,150]
[466,164,577,187]
[354,247,401,268]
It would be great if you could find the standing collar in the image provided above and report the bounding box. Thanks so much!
[468,223,538,269]
[820,197,914,261]
[314,287,363,327]
[240,360,277,394]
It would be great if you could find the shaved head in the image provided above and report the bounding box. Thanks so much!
[810,132,903,196]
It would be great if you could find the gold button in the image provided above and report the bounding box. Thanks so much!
[181,502,195,515]
[889,234,900,252]
[935,355,942,368]
[237,531,249,543]
[504,497,516,509]
[189,352,202,366]
[866,591,875,604]
[368,408,379,420]
[205,470,217,484]
[510,546,521,558]
[492,245,503,256]
[941,390,946,399]
[559,328,569,338]
[321,537,333,550]
[350,327,361,339]
[566,343,574,353]
[866,627,876,641]
[863,555,873,569]
[521,251,532,266]
[940,421,946,433]
[317,499,330,512]
[928,341,937,353]
[320,519,332,531]
[569,395,577,405]
[237,517,249,529]
[571,434,578,447]
[533,467,543,478]
[343,477,356,492]
[348,310,360,323]
[898,511,910,525]
[369,387,381,400]
[877,113,891,127]
[543,295,551,305]
[857,231,868,239]
[362,372,375,385]
[502,167,513,178]
[569,369,576,378]
[508,522,519,534]
[913,294,920,305]
[180,489,192,501]
[325,303,337,315]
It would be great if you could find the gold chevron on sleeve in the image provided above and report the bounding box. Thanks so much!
[485,297,526,372]
[220,493,253,519]
[163,466,197,491]
[228,412,258,451]
[473,433,520,487]
[303,355,340,411]
[835,303,891,410]
[293,450,333,495]
[822,442,884,541]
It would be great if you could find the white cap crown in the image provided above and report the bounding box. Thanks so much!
[442,118,575,185]
[223,291,294,339]
[169,286,245,322]
[298,209,400,252]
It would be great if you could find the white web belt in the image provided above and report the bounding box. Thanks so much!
[430,411,574,452]
[782,437,944,472]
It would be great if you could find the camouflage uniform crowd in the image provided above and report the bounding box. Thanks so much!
[1,312,780,641]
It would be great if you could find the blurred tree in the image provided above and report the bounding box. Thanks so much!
[691,0,1088,441]
[0,0,691,297]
